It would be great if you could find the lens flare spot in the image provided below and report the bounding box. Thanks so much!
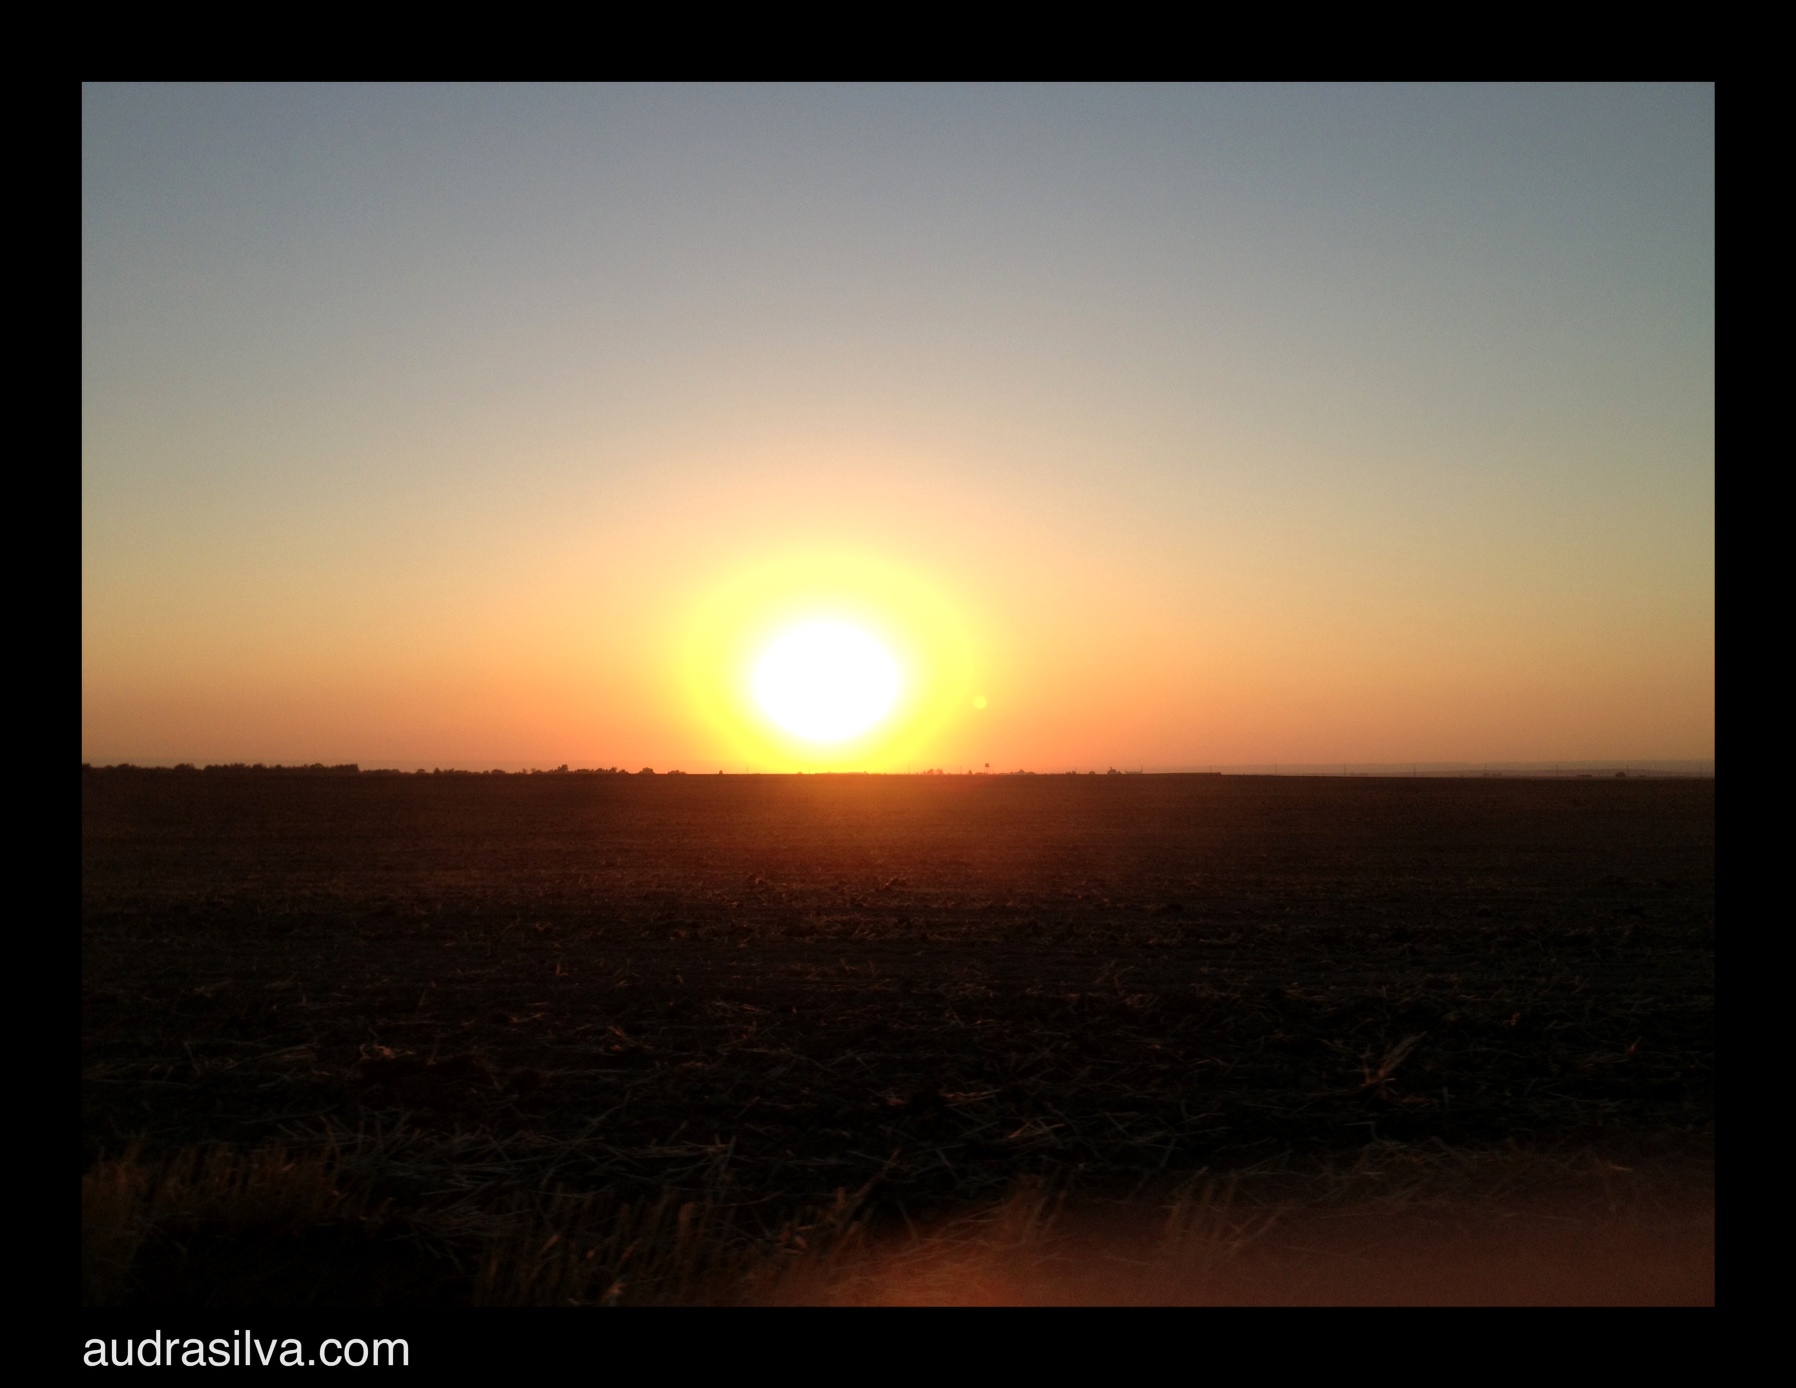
[753,622,901,743]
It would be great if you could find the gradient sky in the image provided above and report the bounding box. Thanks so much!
[82,84,1714,771]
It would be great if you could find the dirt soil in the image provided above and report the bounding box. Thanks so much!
[83,770,1713,1216]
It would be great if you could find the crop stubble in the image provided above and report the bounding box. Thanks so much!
[83,771,1712,1213]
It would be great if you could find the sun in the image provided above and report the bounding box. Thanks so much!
[753,621,901,743]
[679,551,978,771]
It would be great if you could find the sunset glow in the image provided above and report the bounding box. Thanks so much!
[81,86,1713,771]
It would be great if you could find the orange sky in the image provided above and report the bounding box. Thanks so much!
[83,86,1713,771]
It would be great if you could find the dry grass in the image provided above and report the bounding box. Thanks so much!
[84,1144,374,1305]
[473,1182,880,1306]
[84,1138,1711,1306]
[771,1143,1713,1306]
[84,1138,884,1307]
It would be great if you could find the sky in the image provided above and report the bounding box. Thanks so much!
[82,84,1714,772]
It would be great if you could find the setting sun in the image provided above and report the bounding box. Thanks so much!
[753,621,901,743]
[678,551,977,771]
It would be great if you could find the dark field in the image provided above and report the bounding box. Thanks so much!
[82,770,1714,1304]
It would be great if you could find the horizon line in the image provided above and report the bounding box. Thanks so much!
[82,758,1718,779]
